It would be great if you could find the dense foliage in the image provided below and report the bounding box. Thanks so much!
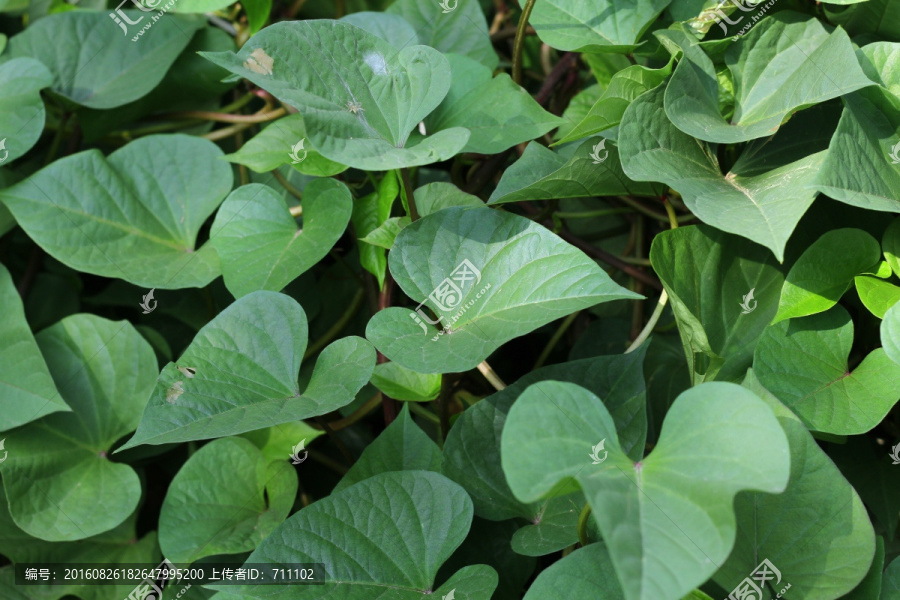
[1,0,899,599]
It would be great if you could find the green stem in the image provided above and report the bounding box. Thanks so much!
[274,169,304,202]
[304,288,365,359]
[44,113,71,166]
[399,167,419,221]
[324,392,382,431]
[576,503,592,547]
[533,311,579,370]
[407,401,441,424]
[625,290,667,353]
[512,0,538,85]
[616,195,693,224]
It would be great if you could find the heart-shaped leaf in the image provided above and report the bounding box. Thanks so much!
[1,11,203,109]
[0,58,52,165]
[333,404,441,493]
[385,0,498,70]
[366,206,640,373]
[620,84,824,261]
[501,380,790,600]
[0,314,157,541]
[221,113,347,177]
[206,471,497,600]
[754,305,900,434]
[663,15,873,143]
[649,224,785,384]
[712,370,876,600]
[529,0,670,53]
[120,291,376,449]
[774,228,881,323]
[0,490,158,600]
[201,20,470,170]
[159,436,297,564]
[815,43,900,212]
[489,136,662,205]
[0,134,232,289]
[0,263,67,432]
[443,350,648,521]
[209,180,353,298]
[425,54,563,154]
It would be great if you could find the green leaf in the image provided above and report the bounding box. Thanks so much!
[370,361,441,401]
[360,216,410,249]
[209,180,353,298]
[366,206,640,373]
[239,420,324,465]
[663,16,873,143]
[0,314,156,541]
[201,21,470,170]
[159,436,297,563]
[754,305,900,434]
[120,291,376,449]
[206,471,496,599]
[443,351,648,521]
[855,275,900,318]
[882,300,900,367]
[620,84,825,261]
[841,536,885,600]
[555,60,673,145]
[885,555,900,600]
[243,0,271,33]
[1,11,203,108]
[0,134,231,289]
[509,494,583,556]
[0,490,158,600]
[0,263,68,432]
[885,218,900,276]
[385,0,498,70]
[501,381,790,600]
[333,404,441,493]
[815,44,900,212]
[714,370,876,600]
[415,181,484,215]
[774,228,881,323]
[530,0,670,53]
[221,113,347,177]
[172,0,232,13]
[426,54,563,154]
[351,171,399,288]
[523,543,624,600]
[649,224,785,384]
[0,58,52,165]
[825,0,900,42]
[489,136,663,205]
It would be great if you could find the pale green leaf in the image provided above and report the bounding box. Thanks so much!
[120,291,376,448]
[366,206,640,373]
[209,180,353,298]
[0,134,231,289]
[370,362,441,402]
